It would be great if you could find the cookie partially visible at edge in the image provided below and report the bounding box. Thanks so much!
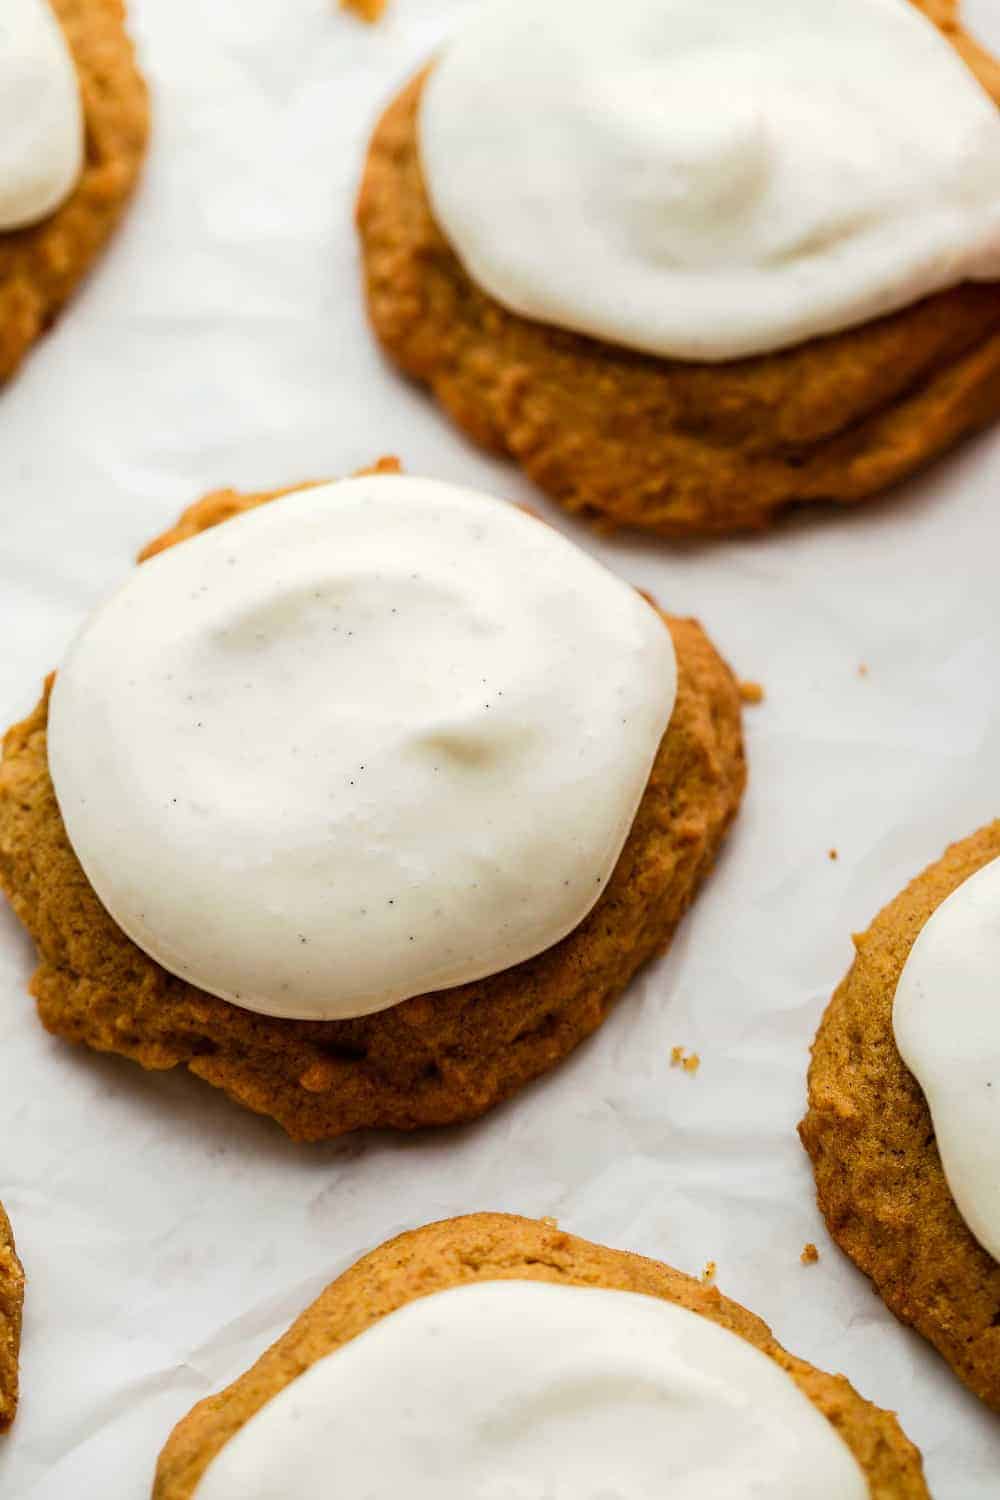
[0,1203,24,1432]
[152,1213,930,1499]
[800,821,1000,1412]
[0,0,149,385]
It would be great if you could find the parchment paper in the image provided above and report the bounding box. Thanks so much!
[2,0,1000,1493]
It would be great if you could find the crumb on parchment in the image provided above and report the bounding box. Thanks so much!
[701,1261,717,1285]
[801,1242,820,1265]
[671,1046,700,1073]
[858,663,869,677]
[739,680,765,705]
[829,848,838,861]
[341,0,388,22]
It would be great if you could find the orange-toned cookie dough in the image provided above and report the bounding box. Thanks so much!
[153,1213,929,1498]
[357,0,1000,537]
[0,1203,24,1432]
[800,822,1000,1412]
[0,464,745,1141]
[0,0,149,386]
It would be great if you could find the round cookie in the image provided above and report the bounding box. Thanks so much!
[152,1212,929,1498]
[0,1202,24,1432]
[356,0,1000,537]
[0,463,745,1141]
[0,0,149,386]
[800,822,1000,1412]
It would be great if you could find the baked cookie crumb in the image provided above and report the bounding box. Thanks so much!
[828,848,838,861]
[858,663,870,678]
[739,680,765,705]
[801,1243,820,1266]
[671,1046,700,1073]
[700,1260,717,1285]
[341,0,387,21]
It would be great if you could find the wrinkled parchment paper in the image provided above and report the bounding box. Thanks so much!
[2,0,1000,1493]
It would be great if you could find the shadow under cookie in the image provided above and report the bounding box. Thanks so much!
[152,1213,930,1499]
[0,0,149,386]
[0,474,745,1141]
[800,821,1000,1413]
[356,0,1000,538]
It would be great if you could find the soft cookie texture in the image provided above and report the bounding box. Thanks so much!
[357,0,1000,536]
[0,0,149,385]
[0,1203,24,1432]
[800,822,1000,1412]
[0,464,745,1141]
[152,1213,929,1499]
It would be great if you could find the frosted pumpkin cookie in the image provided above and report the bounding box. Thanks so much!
[357,0,1000,536]
[800,822,1000,1411]
[0,1203,24,1432]
[0,463,744,1141]
[153,1213,928,1499]
[0,0,148,385]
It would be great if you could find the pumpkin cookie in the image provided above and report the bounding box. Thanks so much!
[357,0,1000,536]
[0,0,149,386]
[153,1213,928,1499]
[0,1203,24,1432]
[800,822,1000,1412]
[0,466,745,1142]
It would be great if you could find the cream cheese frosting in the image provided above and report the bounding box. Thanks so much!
[48,475,676,1022]
[894,854,1000,1262]
[419,0,1000,363]
[0,0,84,232]
[193,1280,868,1499]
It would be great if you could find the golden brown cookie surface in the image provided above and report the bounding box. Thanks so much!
[153,1213,929,1498]
[356,0,1000,537]
[800,822,1000,1412]
[0,0,149,386]
[0,1203,24,1433]
[0,467,745,1141]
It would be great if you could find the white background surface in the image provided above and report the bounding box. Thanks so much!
[1,0,999,1494]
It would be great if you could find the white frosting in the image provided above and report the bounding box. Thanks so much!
[894,853,1000,1262]
[48,475,676,1021]
[0,0,84,231]
[193,1280,868,1499]
[419,0,1000,362]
